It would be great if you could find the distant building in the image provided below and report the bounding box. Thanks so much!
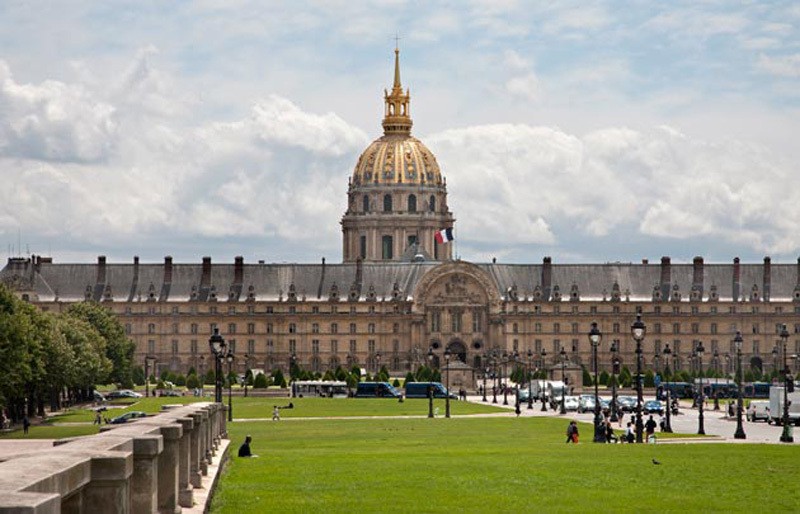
[2,50,800,385]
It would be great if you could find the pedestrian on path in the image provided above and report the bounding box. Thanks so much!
[22,416,30,435]
[272,405,281,421]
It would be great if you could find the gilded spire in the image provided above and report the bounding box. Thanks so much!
[383,46,412,136]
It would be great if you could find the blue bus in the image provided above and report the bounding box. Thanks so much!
[658,382,694,400]
[743,382,771,398]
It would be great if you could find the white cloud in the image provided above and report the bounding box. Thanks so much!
[756,53,800,77]
[505,73,540,102]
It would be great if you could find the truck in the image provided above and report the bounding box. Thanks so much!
[768,386,800,426]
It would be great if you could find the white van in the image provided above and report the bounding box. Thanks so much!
[746,400,770,422]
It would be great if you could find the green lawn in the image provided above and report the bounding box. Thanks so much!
[212,417,800,513]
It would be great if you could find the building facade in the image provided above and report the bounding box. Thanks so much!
[2,50,800,386]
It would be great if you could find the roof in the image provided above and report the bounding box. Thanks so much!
[2,256,798,303]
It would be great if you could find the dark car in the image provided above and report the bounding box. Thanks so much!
[617,396,637,412]
[109,411,148,424]
[643,400,664,415]
[106,390,143,400]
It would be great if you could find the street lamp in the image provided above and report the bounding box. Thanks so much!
[695,340,705,435]
[208,328,226,403]
[491,351,499,404]
[631,314,645,443]
[427,346,434,418]
[662,343,673,432]
[243,353,249,398]
[779,324,793,443]
[226,351,234,422]
[375,350,382,378]
[610,341,619,423]
[144,355,156,398]
[540,348,548,412]
[559,347,567,414]
[482,354,488,402]
[527,349,534,410]
[733,331,746,440]
[589,322,604,442]
[502,351,509,406]
[513,350,521,416]
[444,348,451,418]
[199,355,205,397]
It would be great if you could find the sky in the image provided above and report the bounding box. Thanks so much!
[2,1,800,266]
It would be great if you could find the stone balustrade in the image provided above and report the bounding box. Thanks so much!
[0,402,227,514]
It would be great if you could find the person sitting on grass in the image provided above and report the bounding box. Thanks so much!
[238,435,258,457]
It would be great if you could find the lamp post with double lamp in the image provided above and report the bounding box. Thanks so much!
[208,328,226,403]
[444,348,451,418]
[631,314,646,444]
[662,343,673,432]
[144,355,156,398]
[427,346,435,418]
[559,347,567,415]
[695,340,705,435]
[527,349,534,410]
[609,341,619,423]
[540,348,548,412]
[779,324,794,443]
[733,331,746,440]
[502,351,509,405]
[226,351,234,422]
[589,322,604,442]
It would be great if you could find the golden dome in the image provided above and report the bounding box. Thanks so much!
[351,47,443,187]
[352,135,443,186]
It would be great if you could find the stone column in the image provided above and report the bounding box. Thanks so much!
[130,435,163,514]
[199,408,210,475]
[82,452,133,514]
[174,417,195,508]
[189,412,203,486]
[157,424,183,514]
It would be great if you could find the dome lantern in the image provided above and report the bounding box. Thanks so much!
[382,47,412,136]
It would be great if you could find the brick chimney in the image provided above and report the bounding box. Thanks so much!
[164,256,173,284]
[763,256,771,302]
[234,256,244,284]
[542,256,552,300]
[660,256,671,299]
[201,256,212,287]
[732,257,741,301]
[97,255,107,284]
[692,256,704,291]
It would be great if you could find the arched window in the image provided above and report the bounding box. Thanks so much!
[408,194,417,212]
[383,194,392,212]
[429,195,436,212]
[363,195,369,212]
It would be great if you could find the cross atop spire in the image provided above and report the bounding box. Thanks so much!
[383,45,412,135]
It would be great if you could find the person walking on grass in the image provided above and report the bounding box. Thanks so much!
[272,405,281,421]
[566,420,579,443]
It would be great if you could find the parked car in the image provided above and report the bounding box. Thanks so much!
[109,411,148,424]
[746,400,770,422]
[159,389,183,397]
[643,400,664,415]
[617,396,637,412]
[578,395,596,413]
[106,390,143,399]
[563,396,580,411]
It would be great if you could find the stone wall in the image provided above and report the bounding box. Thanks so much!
[0,402,227,513]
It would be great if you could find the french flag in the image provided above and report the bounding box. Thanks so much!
[434,228,454,244]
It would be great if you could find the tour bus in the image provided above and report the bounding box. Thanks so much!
[291,380,349,398]
[742,382,771,398]
[404,382,457,399]
[695,378,738,398]
[658,382,694,400]
[354,382,402,398]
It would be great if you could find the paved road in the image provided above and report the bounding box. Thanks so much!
[466,394,799,444]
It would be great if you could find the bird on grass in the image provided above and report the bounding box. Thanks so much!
[652,459,661,465]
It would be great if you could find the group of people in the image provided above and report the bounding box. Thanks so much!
[567,414,661,444]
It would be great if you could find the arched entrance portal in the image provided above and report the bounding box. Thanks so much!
[447,340,467,364]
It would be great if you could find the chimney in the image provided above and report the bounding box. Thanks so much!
[201,256,212,286]
[164,256,173,283]
[234,256,244,284]
[660,256,671,299]
[317,257,326,299]
[642,259,648,265]
[97,255,107,284]
[542,256,552,300]
[692,256,704,291]
[732,257,741,301]
[763,256,771,302]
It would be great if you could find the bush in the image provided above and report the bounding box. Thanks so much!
[204,369,215,385]
[186,373,200,389]
[157,379,166,390]
[175,374,186,387]
[404,372,416,386]
[272,369,286,388]
[599,370,609,386]
[132,366,145,386]
[393,378,401,388]
[644,370,655,388]
[253,373,269,388]
[582,367,593,387]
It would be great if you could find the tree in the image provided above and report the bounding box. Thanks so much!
[186,373,200,389]
[253,373,269,388]
[204,369,216,385]
[66,302,135,387]
[131,366,145,386]
[272,369,286,388]
[599,370,610,386]
[582,366,593,387]
[644,369,655,388]
[403,372,415,386]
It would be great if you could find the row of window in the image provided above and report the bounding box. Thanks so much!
[504,321,798,336]
[505,304,798,315]
[362,193,436,214]
[124,304,394,316]
[132,321,404,336]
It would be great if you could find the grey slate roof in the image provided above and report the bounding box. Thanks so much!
[2,257,799,303]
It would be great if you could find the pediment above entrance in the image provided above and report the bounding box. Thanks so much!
[413,261,500,311]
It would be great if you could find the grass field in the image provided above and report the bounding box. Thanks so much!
[212,416,800,513]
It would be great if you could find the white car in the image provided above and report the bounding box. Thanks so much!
[563,396,580,411]
[746,400,770,422]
